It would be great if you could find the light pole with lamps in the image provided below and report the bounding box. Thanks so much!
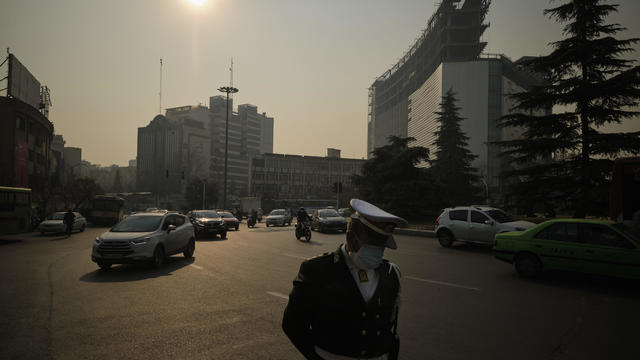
[217,86,238,210]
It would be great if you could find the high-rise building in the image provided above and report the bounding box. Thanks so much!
[136,98,274,208]
[136,114,209,208]
[368,0,545,192]
[209,96,274,202]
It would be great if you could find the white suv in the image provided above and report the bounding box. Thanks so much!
[434,206,535,247]
[92,212,195,269]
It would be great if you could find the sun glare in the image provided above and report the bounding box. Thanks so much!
[188,0,206,6]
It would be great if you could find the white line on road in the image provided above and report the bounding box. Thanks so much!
[282,253,307,260]
[190,264,204,270]
[405,276,481,291]
[267,291,289,300]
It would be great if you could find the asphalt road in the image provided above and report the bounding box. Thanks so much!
[1,223,639,360]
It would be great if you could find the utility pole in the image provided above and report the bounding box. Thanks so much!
[202,180,206,209]
[159,58,163,114]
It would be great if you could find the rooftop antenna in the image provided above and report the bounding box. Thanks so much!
[159,58,163,115]
[229,57,234,101]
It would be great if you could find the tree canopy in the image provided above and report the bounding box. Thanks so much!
[354,136,439,219]
[494,0,640,217]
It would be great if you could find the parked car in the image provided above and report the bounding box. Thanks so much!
[435,206,535,247]
[91,212,195,269]
[493,219,640,279]
[186,210,227,239]
[218,211,240,231]
[38,211,87,235]
[311,208,347,233]
[266,209,291,227]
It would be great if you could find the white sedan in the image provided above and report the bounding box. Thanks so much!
[38,212,87,235]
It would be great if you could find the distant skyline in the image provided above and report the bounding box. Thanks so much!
[1,0,639,167]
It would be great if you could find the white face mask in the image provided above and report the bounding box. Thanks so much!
[351,243,385,270]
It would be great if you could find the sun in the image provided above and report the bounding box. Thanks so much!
[188,0,206,6]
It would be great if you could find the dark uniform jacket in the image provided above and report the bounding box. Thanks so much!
[282,245,400,359]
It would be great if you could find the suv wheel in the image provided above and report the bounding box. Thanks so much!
[438,230,454,247]
[220,231,227,239]
[183,239,195,258]
[151,246,165,268]
[515,253,542,278]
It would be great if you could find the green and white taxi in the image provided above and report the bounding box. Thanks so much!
[493,219,640,279]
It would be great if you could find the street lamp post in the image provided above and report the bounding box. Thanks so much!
[218,86,238,210]
[202,180,206,209]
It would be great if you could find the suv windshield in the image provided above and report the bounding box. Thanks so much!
[111,216,162,232]
[194,211,219,218]
[486,210,515,223]
[270,210,285,216]
[318,209,340,217]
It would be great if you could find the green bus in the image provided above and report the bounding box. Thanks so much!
[0,186,32,236]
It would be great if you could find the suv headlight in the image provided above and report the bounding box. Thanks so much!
[131,237,151,245]
[195,220,204,226]
[94,237,102,245]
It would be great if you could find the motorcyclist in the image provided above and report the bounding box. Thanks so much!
[297,207,311,224]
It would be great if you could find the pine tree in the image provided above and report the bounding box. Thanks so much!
[430,88,481,206]
[495,0,640,217]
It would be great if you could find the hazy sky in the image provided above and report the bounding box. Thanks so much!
[1,0,639,166]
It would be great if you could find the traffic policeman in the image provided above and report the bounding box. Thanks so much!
[283,199,407,360]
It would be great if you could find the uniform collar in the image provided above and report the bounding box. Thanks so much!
[339,244,357,270]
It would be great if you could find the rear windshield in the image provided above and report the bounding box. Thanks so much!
[220,212,235,218]
[111,216,162,232]
[485,210,515,223]
[194,211,219,218]
[318,209,340,217]
[270,210,285,215]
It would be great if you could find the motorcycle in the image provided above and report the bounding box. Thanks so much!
[295,220,312,242]
[247,215,257,228]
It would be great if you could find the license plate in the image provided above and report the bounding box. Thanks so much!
[208,229,216,232]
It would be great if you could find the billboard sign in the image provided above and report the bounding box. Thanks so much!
[8,54,41,109]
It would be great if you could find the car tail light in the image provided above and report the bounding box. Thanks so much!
[435,216,440,227]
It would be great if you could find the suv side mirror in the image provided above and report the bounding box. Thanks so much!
[167,224,177,233]
[484,220,494,226]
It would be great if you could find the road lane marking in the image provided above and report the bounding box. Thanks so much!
[267,291,289,300]
[282,253,307,260]
[190,264,204,270]
[405,276,480,291]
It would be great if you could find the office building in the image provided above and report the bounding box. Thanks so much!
[251,149,365,210]
[368,0,545,191]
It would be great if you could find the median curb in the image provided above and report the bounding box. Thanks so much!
[394,228,436,238]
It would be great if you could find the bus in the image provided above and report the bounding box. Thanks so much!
[0,186,32,236]
[91,195,125,225]
[610,157,640,222]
